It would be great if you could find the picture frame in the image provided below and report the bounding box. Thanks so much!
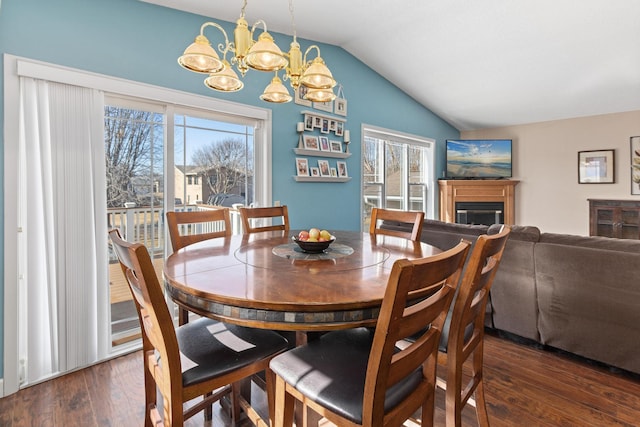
[330,140,343,153]
[303,135,320,150]
[578,149,615,184]
[314,116,322,128]
[335,121,344,137]
[310,167,320,177]
[334,97,347,116]
[294,86,312,107]
[337,161,348,178]
[329,120,337,132]
[319,136,330,152]
[631,136,640,194]
[314,99,334,113]
[304,114,314,131]
[318,159,331,177]
[295,157,309,176]
[320,118,330,134]
[330,167,338,177]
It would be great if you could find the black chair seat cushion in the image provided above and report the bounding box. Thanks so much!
[270,327,422,424]
[177,318,289,387]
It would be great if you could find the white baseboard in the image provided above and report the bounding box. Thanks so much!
[0,378,4,397]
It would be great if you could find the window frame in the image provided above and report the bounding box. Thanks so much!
[361,124,436,231]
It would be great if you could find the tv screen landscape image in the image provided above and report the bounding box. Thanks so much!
[446,139,512,178]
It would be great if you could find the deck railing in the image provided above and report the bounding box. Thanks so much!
[107,204,243,261]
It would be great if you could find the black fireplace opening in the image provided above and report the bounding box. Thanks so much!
[455,202,504,225]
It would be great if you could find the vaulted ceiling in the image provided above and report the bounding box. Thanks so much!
[143,0,640,131]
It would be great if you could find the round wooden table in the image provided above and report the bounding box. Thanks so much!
[163,230,440,332]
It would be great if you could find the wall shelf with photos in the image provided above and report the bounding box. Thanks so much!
[293,148,350,159]
[293,176,351,183]
[301,110,346,123]
[294,157,350,183]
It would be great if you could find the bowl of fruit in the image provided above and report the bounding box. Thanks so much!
[293,228,335,253]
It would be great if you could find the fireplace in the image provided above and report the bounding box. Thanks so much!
[438,180,519,225]
[455,202,504,225]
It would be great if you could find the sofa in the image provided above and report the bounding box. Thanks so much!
[385,219,640,375]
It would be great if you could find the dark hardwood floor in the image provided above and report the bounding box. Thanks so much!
[1,332,639,426]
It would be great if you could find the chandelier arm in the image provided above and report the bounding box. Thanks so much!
[200,22,232,56]
[250,19,268,39]
[303,45,321,64]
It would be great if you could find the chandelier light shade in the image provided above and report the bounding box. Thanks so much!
[304,87,337,103]
[260,74,293,103]
[299,54,336,89]
[204,60,244,92]
[177,0,340,104]
[245,29,288,71]
[177,33,224,74]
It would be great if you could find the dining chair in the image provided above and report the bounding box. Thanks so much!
[166,208,231,325]
[166,208,231,252]
[108,229,289,427]
[438,226,511,427]
[369,207,425,242]
[239,205,290,234]
[269,240,471,427]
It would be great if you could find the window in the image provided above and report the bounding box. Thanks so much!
[174,112,254,208]
[104,98,260,347]
[362,126,435,231]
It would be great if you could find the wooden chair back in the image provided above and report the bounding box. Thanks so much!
[363,240,471,426]
[108,228,184,424]
[239,205,290,234]
[440,226,511,427]
[166,208,231,252]
[369,207,425,242]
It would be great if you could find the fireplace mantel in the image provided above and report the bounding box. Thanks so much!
[438,179,519,225]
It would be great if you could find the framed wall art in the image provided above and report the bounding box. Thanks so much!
[295,158,309,176]
[631,136,640,194]
[578,149,615,184]
[319,136,330,151]
[318,159,331,177]
[295,86,312,107]
[303,135,319,150]
[337,161,348,178]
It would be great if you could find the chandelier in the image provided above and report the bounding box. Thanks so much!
[177,0,338,104]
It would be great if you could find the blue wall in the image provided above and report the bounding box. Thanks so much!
[0,0,459,377]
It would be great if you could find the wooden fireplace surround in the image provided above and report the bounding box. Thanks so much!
[438,179,519,225]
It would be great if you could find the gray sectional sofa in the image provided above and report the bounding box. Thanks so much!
[386,219,640,375]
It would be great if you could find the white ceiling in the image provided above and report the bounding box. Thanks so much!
[143,0,640,131]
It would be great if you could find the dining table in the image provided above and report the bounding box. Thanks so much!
[163,230,441,335]
[163,230,441,425]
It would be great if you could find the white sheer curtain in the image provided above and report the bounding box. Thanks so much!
[18,77,108,385]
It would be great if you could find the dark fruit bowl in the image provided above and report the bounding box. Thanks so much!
[292,236,335,253]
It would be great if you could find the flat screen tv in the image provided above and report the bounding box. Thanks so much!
[445,139,512,179]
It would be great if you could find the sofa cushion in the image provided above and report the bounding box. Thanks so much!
[489,226,541,341]
[420,219,489,250]
[535,234,640,374]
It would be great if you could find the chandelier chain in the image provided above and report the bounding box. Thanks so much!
[240,0,247,17]
[289,0,297,39]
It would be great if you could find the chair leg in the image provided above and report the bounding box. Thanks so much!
[143,351,157,427]
[445,379,464,427]
[230,382,243,425]
[421,391,436,427]
[273,375,295,427]
[178,307,189,326]
[204,391,213,421]
[265,368,276,426]
[474,380,491,427]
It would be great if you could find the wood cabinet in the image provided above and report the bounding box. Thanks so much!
[439,180,519,225]
[589,199,640,239]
